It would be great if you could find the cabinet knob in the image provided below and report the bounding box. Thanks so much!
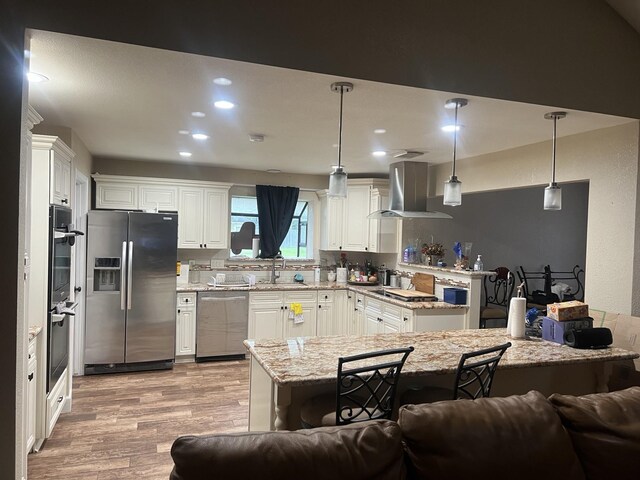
[403,317,408,322]
[177,309,181,314]
[28,373,34,381]
[61,199,68,204]
[57,396,64,403]
[280,306,284,310]
[200,244,203,248]
[204,244,207,248]
[377,317,383,322]
[318,305,322,309]
[284,306,288,310]
[365,247,368,251]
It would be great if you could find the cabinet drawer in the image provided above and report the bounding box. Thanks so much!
[177,293,197,307]
[250,291,284,305]
[365,296,383,314]
[285,291,318,304]
[383,303,402,320]
[317,290,335,304]
[46,369,68,437]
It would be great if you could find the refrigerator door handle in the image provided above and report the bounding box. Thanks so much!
[127,241,133,310]
[121,241,127,310]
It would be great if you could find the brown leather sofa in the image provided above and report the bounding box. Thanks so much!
[170,387,640,480]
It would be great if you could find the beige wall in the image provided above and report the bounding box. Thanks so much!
[92,156,328,190]
[429,122,640,314]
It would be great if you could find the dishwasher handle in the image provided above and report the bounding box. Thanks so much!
[199,296,248,302]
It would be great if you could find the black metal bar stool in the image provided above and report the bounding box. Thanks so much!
[401,342,512,405]
[300,346,414,428]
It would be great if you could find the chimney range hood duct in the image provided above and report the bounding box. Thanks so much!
[367,161,452,219]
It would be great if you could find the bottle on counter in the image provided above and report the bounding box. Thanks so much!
[473,255,484,271]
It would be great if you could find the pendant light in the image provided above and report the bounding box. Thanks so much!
[328,81,353,197]
[443,98,468,206]
[543,111,567,210]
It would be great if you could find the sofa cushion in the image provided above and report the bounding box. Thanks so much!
[398,390,584,480]
[549,386,640,480]
[170,420,405,480]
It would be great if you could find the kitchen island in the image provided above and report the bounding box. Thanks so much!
[244,328,638,431]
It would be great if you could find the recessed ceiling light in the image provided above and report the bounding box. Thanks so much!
[27,72,49,83]
[213,77,232,86]
[372,150,387,157]
[374,128,386,134]
[191,111,206,118]
[332,144,339,148]
[192,133,209,140]
[266,169,281,174]
[249,134,265,142]
[214,100,235,109]
[179,151,192,158]
[441,125,461,132]
[178,130,190,135]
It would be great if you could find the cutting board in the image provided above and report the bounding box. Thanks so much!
[412,273,435,295]
[385,289,437,301]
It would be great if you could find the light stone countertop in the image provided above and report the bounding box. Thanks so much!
[28,325,42,342]
[244,328,639,387]
[177,282,467,310]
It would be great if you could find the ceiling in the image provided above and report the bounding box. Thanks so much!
[28,30,634,177]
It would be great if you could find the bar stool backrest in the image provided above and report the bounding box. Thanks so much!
[336,346,414,425]
[453,342,512,400]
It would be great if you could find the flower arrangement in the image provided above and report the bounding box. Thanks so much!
[421,242,445,258]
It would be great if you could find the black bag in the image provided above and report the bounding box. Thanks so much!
[531,290,559,305]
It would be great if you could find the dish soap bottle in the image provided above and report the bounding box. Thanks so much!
[473,255,484,271]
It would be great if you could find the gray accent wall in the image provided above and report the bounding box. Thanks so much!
[403,182,589,290]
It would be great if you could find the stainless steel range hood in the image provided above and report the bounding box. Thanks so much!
[368,161,452,219]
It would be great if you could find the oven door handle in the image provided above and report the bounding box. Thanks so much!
[51,313,66,326]
[121,242,127,310]
[127,241,133,310]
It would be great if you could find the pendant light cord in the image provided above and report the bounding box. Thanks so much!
[337,86,344,169]
[452,102,458,177]
[551,115,557,184]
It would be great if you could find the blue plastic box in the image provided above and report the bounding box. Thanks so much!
[443,287,467,305]
[542,316,593,344]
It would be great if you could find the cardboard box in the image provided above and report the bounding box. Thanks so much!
[542,316,594,344]
[589,308,640,389]
[547,300,589,321]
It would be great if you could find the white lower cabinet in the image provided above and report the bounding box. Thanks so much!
[316,290,335,336]
[364,296,410,334]
[26,338,37,453]
[283,291,317,338]
[249,291,317,340]
[176,293,197,358]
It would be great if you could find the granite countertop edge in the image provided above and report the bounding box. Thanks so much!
[28,325,43,342]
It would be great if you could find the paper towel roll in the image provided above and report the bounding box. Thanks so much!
[509,297,526,338]
[252,237,260,258]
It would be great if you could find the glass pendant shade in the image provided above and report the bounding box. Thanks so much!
[443,176,462,206]
[328,166,348,197]
[544,182,562,210]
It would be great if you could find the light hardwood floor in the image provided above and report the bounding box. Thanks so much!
[28,360,250,479]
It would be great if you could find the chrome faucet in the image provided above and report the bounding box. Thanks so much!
[271,255,286,284]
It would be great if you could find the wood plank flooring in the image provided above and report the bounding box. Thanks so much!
[28,360,250,480]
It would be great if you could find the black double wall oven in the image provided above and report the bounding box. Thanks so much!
[47,205,81,392]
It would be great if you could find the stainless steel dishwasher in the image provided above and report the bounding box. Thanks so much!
[196,291,249,361]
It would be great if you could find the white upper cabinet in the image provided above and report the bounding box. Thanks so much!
[178,188,204,248]
[33,135,75,207]
[178,186,230,249]
[342,185,370,251]
[202,188,229,249]
[139,185,178,211]
[318,179,397,252]
[93,175,231,250]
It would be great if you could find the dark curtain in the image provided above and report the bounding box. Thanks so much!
[256,185,300,258]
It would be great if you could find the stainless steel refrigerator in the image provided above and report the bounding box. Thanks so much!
[84,211,177,374]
